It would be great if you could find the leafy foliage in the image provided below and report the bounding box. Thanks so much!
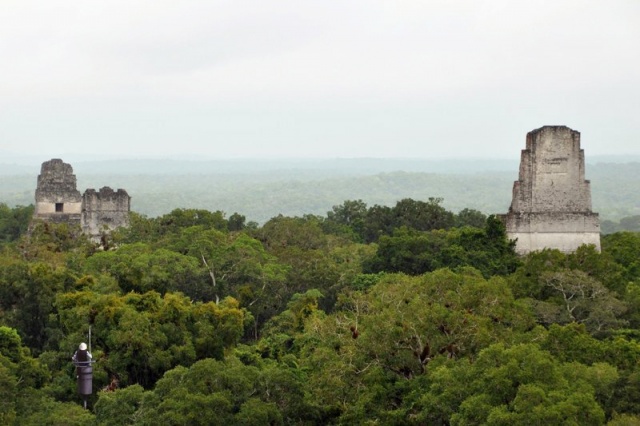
[0,196,639,423]
[54,291,246,388]
[364,215,519,277]
[0,204,34,244]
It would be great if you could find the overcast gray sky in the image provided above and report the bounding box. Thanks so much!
[1,0,639,160]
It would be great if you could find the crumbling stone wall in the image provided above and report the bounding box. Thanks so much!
[504,126,601,254]
[33,159,130,241]
[82,187,131,238]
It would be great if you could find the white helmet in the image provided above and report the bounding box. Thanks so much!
[79,342,87,350]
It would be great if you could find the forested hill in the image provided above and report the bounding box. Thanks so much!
[1,158,639,222]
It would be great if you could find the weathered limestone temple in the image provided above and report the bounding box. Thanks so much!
[33,159,131,240]
[503,126,601,254]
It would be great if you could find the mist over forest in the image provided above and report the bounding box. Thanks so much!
[1,157,639,224]
[2,0,639,421]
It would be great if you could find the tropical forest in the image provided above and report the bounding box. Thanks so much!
[1,198,640,425]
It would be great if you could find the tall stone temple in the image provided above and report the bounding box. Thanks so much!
[503,126,601,254]
[33,159,131,241]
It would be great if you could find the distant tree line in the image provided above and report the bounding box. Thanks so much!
[2,160,639,224]
[602,215,640,234]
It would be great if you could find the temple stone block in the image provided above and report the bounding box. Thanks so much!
[503,126,601,254]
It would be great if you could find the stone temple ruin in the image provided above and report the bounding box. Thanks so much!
[503,126,601,254]
[33,159,130,241]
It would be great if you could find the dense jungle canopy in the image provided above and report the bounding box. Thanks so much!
[1,198,640,424]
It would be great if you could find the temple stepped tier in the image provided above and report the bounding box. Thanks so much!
[502,126,601,254]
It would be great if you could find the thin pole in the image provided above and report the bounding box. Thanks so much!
[88,326,92,354]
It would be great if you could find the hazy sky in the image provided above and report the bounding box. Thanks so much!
[1,0,639,160]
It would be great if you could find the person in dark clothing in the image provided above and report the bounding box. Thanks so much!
[72,342,92,373]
